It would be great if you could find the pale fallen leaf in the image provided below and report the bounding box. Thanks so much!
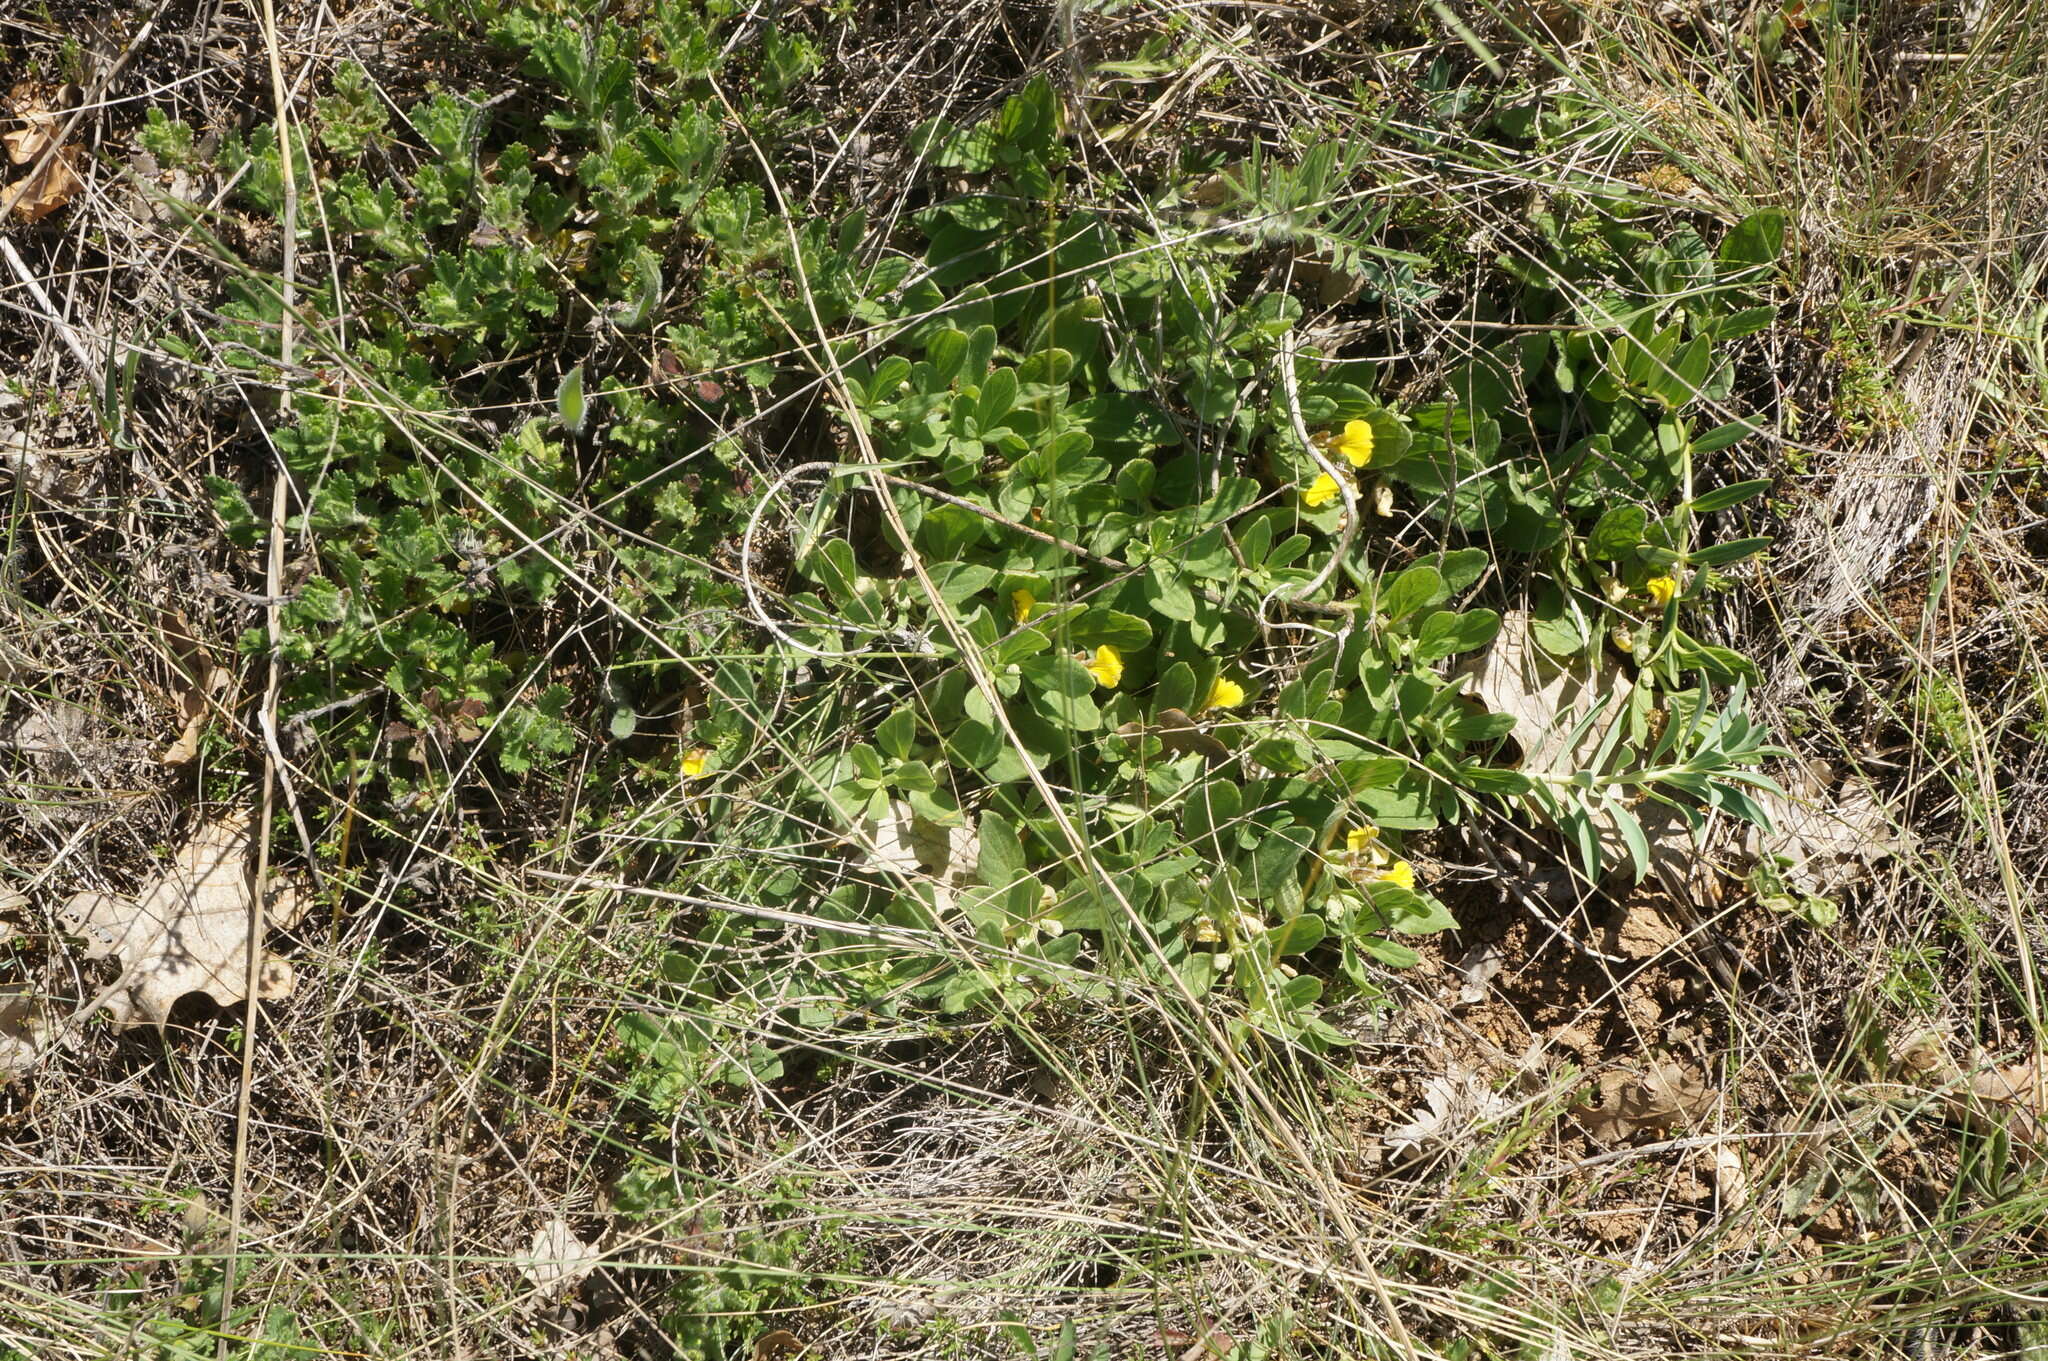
[862,800,973,881]
[1459,609,1645,875]
[1581,1058,1715,1144]
[1459,609,1634,777]
[1744,759,1902,898]
[58,811,306,1030]
[1962,1060,2045,1149]
[1453,939,1504,1007]
[860,800,977,914]
[0,989,51,1081]
[518,1218,601,1294]
[1711,1139,1750,1211]
[1384,1068,1515,1164]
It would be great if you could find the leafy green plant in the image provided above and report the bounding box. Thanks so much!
[175,0,1793,1066]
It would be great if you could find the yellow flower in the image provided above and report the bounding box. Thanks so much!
[1084,644,1123,688]
[1011,587,1038,624]
[1377,860,1416,891]
[681,747,712,779]
[1345,826,1379,855]
[1645,575,1678,606]
[1332,419,1375,468]
[1303,473,1342,508]
[1202,676,1246,711]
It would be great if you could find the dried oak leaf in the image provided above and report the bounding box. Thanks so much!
[1581,1058,1715,1144]
[1743,759,1902,898]
[1960,1060,2046,1150]
[518,1218,601,1295]
[1383,1069,1515,1165]
[58,812,306,1030]
[1458,609,1634,778]
[1458,610,1657,877]
[1,141,82,223]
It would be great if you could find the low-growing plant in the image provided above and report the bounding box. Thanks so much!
[173,0,1792,1068]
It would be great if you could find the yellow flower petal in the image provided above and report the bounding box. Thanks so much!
[1334,418,1375,468]
[681,747,711,779]
[1303,473,1341,508]
[1011,587,1037,625]
[1377,860,1416,891]
[1345,826,1378,854]
[1202,677,1246,711]
[1645,575,1678,606]
[1084,644,1123,689]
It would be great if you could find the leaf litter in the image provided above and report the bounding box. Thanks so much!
[1464,611,1904,902]
[2,82,84,223]
[56,811,306,1032]
[0,812,311,1077]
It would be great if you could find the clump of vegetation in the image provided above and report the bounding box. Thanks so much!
[6,0,2048,1357]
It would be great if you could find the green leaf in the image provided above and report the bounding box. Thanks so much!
[876,707,916,761]
[1069,608,1152,650]
[927,327,970,384]
[1443,711,1517,744]
[926,561,998,606]
[1370,883,1458,934]
[1718,210,1786,270]
[1380,565,1443,623]
[1412,608,1501,662]
[1687,536,1771,567]
[977,366,1019,429]
[555,364,588,434]
[977,812,1026,889]
[1692,419,1762,455]
[1688,479,1773,514]
[1709,305,1776,342]
[1434,548,1490,595]
[1144,563,1196,621]
[1453,764,1533,795]
[1270,913,1325,956]
[1587,504,1647,561]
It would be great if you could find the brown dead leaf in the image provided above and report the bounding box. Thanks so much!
[57,811,306,1030]
[1117,707,1229,765]
[3,82,65,165]
[1582,1058,1715,1144]
[158,610,227,766]
[1744,759,1901,898]
[1963,1061,2045,1149]
[1,141,82,223]
[752,1330,801,1361]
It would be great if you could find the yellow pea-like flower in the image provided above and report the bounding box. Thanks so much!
[1203,676,1246,711]
[1377,860,1416,891]
[1345,826,1379,855]
[1011,588,1038,624]
[681,747,712,779]
[1333,419,1375,468]
[1303,473,1342,508]
[1084,644,1123,689]
[1645,575,1678,606]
